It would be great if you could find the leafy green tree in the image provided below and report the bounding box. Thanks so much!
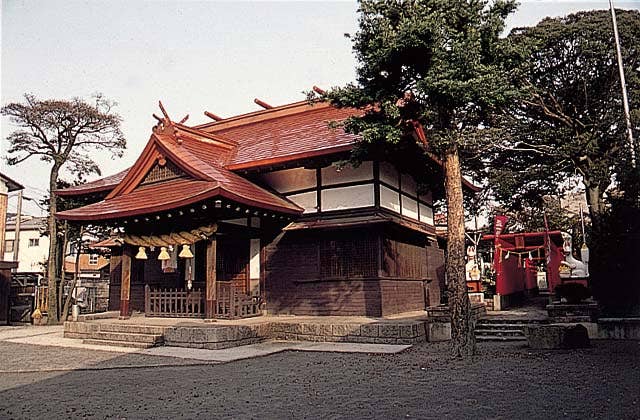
[485,9,640,314]
[323,0,517,357]
[2,94,126,323]
[489,10,640,230]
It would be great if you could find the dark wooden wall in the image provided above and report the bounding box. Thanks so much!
[108,248,122,311]
[107,224,446,316]
[264,225,442,317]
[425,243,446,306]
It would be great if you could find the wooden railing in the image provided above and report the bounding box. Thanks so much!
[144,283,261,319]
[145,285,204,318]
[215,282,261,319]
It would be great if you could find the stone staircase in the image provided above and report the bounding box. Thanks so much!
[475,318,547,342]
[64,322,165,349]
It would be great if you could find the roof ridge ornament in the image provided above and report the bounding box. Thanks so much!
[152,101,183,143]
[254,98,273,109]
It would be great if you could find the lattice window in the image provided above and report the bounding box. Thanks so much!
[320,235,377,279]
[141,160,187,185]
[384,239,427,279]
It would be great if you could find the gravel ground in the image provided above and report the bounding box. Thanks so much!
[0,340,639,419]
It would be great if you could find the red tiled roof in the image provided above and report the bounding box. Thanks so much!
[57,179,218,220]
[57,175,301,221]
[55,98,479,221]
[90,237,122,248]
[56,168,130,196]
[56,101,360,197]
[56,130,303,221]
[205,104,360,169]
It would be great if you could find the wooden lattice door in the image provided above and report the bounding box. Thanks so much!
[216,238,249,294]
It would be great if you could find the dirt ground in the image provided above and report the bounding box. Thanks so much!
[0,340,639,419]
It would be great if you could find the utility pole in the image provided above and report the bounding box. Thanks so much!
[609,0,637,168]
[13,190,23,271]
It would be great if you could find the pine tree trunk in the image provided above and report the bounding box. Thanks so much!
[58,221,68,318]
[443,145,475,358]
[46,163,61,324]
[585,185,604,232]
[62,228,83,321]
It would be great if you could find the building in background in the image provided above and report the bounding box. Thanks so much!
[1,173,23,324]
[3,216,49,274]
[64,251,111,312]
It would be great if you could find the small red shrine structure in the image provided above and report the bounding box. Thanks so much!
[56,98,479,320]
[481,231,564,310]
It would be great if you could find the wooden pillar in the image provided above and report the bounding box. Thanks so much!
[205,236,217,319]
[119,244,132,318]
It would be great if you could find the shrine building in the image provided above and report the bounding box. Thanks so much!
[56,98,476,320]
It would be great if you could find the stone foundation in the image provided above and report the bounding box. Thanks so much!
[164,325,269,349]
[64,303,491,350]
[547,302,599,322]
[597,318,640,340]
[269,321,426,345]
[524,324,590,349]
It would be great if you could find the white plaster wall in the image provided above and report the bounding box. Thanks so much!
[401,195,419,221]
[249,239,261,296]
[288,191,317,213]
[419,203,434,225]
[321,184,375,211]
[321,161,373,186]
[380,185,400,213]
[4,229,49,273]
[260,167,316,193]
[249,239,260,280]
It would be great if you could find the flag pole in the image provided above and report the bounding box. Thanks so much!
[609,0,636,168]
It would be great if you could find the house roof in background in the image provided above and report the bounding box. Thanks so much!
[0,172,24,192]
[6,216,47,231]
[55,168,130,197]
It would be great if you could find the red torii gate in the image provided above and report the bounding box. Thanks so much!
[481,231,564,310]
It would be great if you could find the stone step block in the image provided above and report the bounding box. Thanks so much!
[524,324,590,349]
[63,321,100,338]
[89,331,164,344]
[98,323,165,335]
[82,339,157,349]
[477,319,547,325]
[475,328,525,337]
[476,335,527,342]
[476,324,525,329]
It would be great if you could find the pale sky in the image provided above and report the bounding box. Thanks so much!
[2,0,639,216]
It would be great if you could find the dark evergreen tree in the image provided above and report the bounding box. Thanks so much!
[322,0,518,357]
